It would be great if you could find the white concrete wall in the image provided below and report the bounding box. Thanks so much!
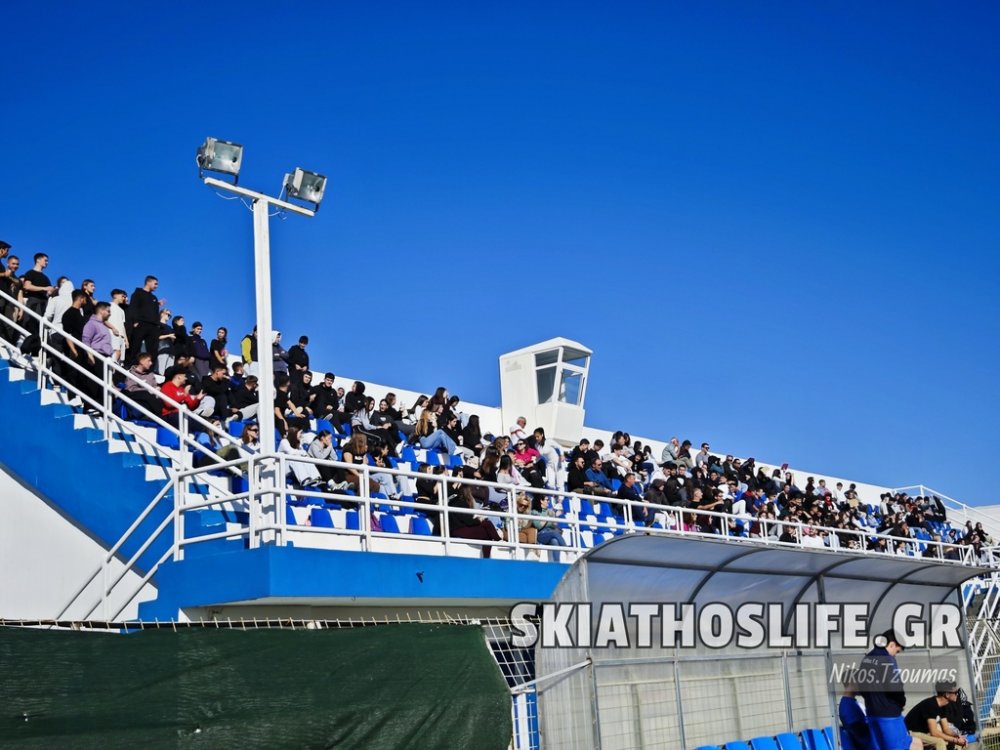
[0,466,153,620]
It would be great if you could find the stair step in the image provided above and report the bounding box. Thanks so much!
[18,379,39,394]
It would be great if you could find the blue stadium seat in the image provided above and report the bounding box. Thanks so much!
[775,734,804,750]
[801,728,832,750]
[228,420,246,437]
[285,505,297,526]
[315,418,333,434]
[822,727,834,748]
[695,746,721,750]
[750,738,780,750]
[449,454,464,468]
[345,511,360,530]
[410,516,432,535]
[378,514,400,533]
[155,426,180,449]
[578,499,595,518]
[310,508,334,528]
[724,742,751,750]
[400,446,417,464]
[425,451,443,467]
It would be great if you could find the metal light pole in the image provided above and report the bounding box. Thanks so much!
[202,176,316,455]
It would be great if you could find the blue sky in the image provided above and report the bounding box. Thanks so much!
[2,2,998,504]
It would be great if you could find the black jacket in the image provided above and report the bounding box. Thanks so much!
[130,288,160,325]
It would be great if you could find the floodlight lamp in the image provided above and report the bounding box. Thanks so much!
[283,168,327,210]
[197,137,243,183]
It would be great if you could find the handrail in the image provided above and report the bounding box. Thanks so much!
[172,452,1000,568]
[893,484,1000,535]
[0,286,240,463]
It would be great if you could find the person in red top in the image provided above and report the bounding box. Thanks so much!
[160,366,205,428]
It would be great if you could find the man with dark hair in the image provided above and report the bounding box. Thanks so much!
[309,371,342,426]
[0,246,23,343]
[160,366,205,429]
[199,363,233,421]
[60,290,90,399]
[81,301,113,407]
[584,457,615,498]
[905,680,970,748]
[287,335,310,384]
[860,629,910,750]
[190,321,211,379]
[228,375,259,423]
[123,352,161,418]
[20,252,55,333]
[127,275,164,370]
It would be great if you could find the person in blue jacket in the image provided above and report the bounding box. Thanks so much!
[859,629,912,750]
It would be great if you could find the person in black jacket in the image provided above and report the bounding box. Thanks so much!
[127,275,163,370]
[859,629,909,750]
[286,335,310,384]
[199,364,232,421]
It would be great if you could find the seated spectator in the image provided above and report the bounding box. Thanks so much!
[617,472,651,525]
[198,364,232,421]
[274,373,309,436]
[515,494,538,550]
[290,370,314,418]
[122,352,162,418]
[306,429,348,491]
[229,361,246,389]
[448,486,503,558]
[368,398,401,449]
[512,439,545,488]
[497,454,531,498]
[160,366,205,429]
[340,433,380,496]
[531,496,569,560]
[279,426,323,488]
[584,458,615,497]
[603,443,633,478]
[369,441,400,498]
[413,409,459,454]
[228,375,259,423]
[414,463,444,534]
[509,416,530,443]
[461,415,486,456]
[310,372,346,429]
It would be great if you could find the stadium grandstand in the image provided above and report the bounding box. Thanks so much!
[2,248,1000,748]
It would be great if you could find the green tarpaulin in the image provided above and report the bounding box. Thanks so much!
[0,624,511,749]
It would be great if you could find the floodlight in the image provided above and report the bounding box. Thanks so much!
[197,137,243,183]
[283,168,327,210]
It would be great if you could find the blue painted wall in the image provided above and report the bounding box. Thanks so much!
[141,546,568,619]
[0,361,173,572]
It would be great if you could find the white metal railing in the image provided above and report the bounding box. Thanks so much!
[170,452,1000,568]
[0,286,249,620]
[0,286,241,467]
[894,484,1000,537]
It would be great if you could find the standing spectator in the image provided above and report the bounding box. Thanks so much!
[171,315,192,362]
[20,252,56,333]
[156,309,175,374]
[190,322,211,378]
[81,302,113,406]
[271,331,288,376]
[240,326,258,377]
[286,335,310,383]
[60,291,90,400]
[210,327,228,369]
[0,248,23,343]
[80,279,97,318]
[44,278,74,330]
[860,630,909,750]
[127,276,164,369]
[107,289,129,363]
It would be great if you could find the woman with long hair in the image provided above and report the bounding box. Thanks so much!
[413,408,458,453]
[278,426,323,487]
[341,433,380,496]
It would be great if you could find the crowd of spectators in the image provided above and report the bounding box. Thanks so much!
[0,242,992,563]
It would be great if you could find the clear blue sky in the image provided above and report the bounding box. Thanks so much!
[2,3,998,504]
